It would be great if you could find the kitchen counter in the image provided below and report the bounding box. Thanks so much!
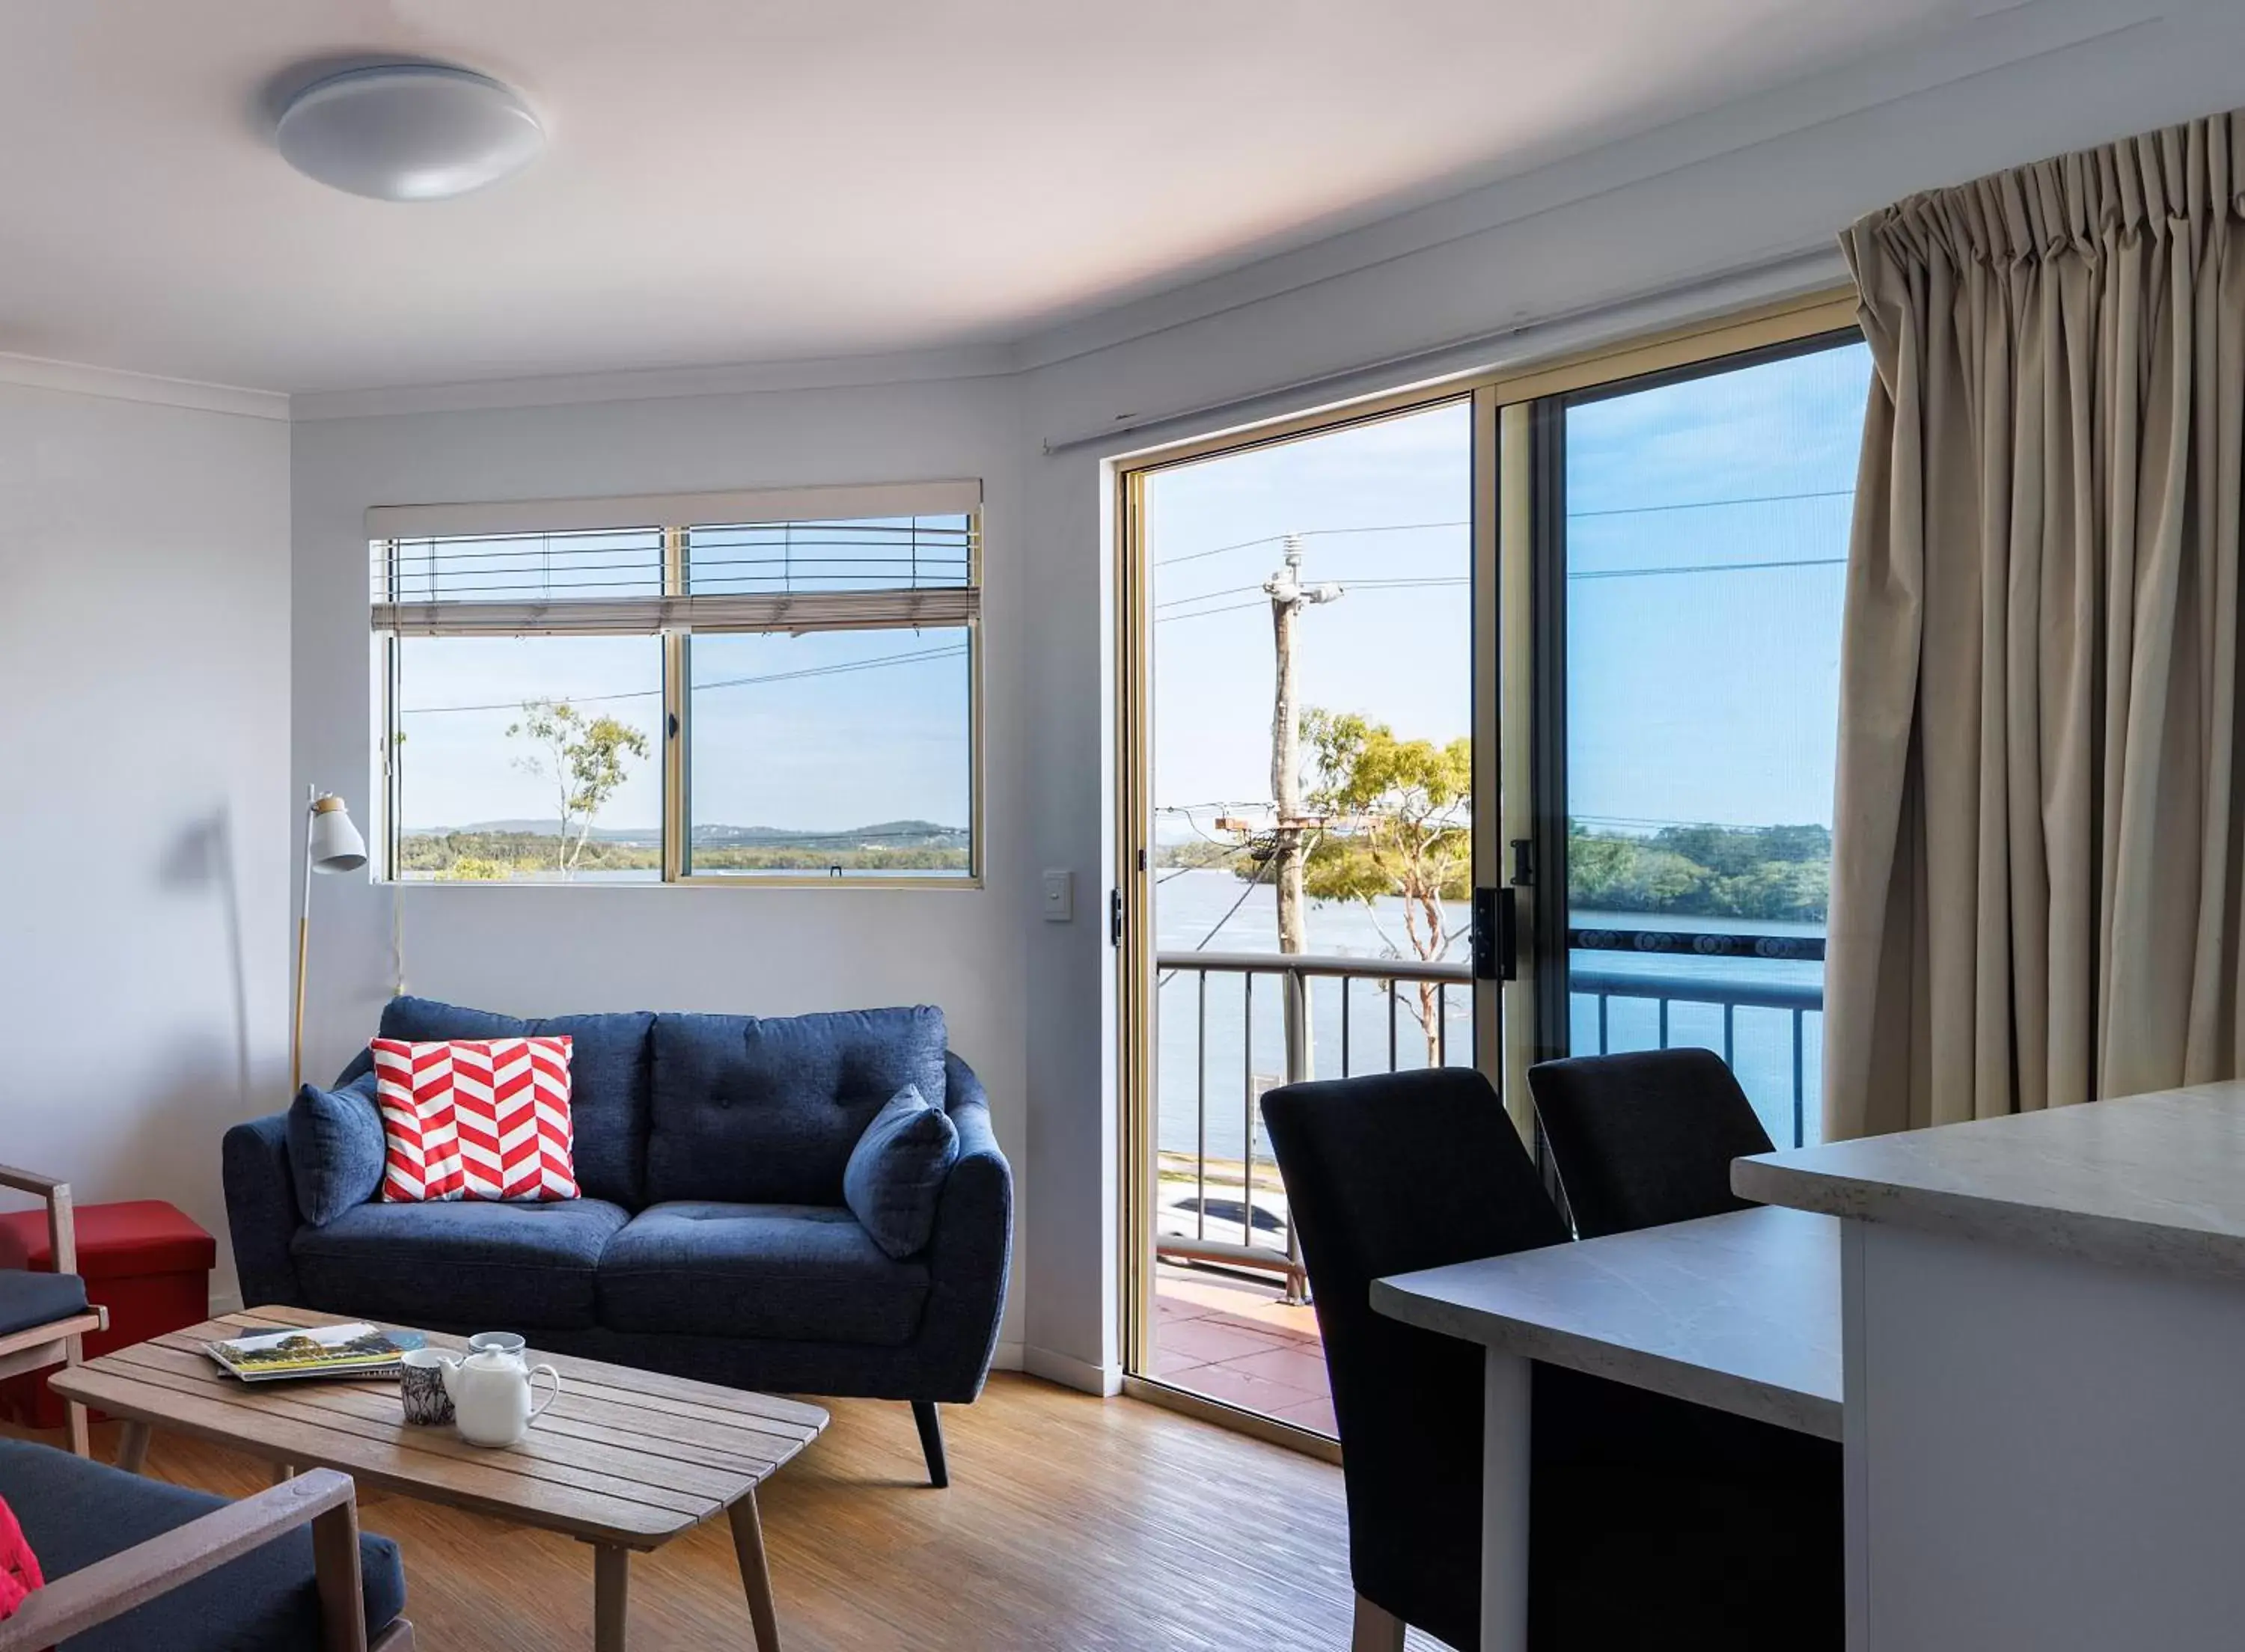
[1735,1080,2245,1651]
[1733,1080,2245,1282]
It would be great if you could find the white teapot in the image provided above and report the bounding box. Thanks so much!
[437,1346,561,1446]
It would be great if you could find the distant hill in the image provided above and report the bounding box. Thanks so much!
[403,819,965,849]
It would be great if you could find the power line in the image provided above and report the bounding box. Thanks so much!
[1567,488,1851,520]
[1152,599,1270,625]
[1149,495,1848,569]
[400,641,968,716]
[1154,574,1476,612]
[1571,556,1845,581]
[1152,520,1468,567]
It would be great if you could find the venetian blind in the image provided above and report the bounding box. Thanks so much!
[368,480,981,637]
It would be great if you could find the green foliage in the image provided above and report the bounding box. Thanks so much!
[435,854,508,882]
[395,830,969,881]
[505,699,652,875]
[1568,822,1830,922]
[1298,709,1471,961]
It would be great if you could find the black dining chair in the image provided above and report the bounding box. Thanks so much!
[1261,1068,1566,1651]
[1527,1046,1774,1239]
[1264,1065,1842,1651]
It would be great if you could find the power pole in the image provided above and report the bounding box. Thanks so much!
[1264,535,1342,1306]
[1264,534,1344,957]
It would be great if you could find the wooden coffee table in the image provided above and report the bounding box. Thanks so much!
[51,1306,828,1651]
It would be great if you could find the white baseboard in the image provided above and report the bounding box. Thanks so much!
[210,1285,244,1316]
[1022,1344,1124,1397]
[991,1338,1026,1373]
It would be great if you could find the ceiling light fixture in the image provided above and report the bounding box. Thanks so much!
[275,64,543,202]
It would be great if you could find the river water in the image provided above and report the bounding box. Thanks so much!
[1152,868,1827,1163]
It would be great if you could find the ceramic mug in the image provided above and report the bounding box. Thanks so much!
[468,1331,527,1359]
[400,1347,455,1425]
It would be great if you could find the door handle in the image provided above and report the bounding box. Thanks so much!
[1473,887,1517,982]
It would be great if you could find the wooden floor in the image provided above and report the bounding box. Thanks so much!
[16,1373,1447,1651]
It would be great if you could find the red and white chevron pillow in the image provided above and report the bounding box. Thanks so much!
[369,1036,580,1202]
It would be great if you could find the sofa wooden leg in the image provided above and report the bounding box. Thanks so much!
[910,1400,948,1488]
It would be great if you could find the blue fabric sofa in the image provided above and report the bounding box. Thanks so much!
[222,997,1012,1486]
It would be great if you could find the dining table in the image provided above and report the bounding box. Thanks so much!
[1371,1202,1842,1652]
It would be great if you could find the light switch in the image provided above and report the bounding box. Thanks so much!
[1041,869,1074,923]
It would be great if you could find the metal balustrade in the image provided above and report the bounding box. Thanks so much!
[1152,936,1826,1300]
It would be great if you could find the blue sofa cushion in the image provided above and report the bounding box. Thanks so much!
[284,1072,385,1226]
[0,1438,404,1651]
[598,1202,930,1345]
[0,1269,88,1337]
[351,997,656,1208]
[843,1086,959,1260]
[646,1006,947,1206]
[292,1197,630,1332]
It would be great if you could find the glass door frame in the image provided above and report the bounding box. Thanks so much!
[1111,290,1861,1447]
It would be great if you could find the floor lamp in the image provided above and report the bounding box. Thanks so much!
[293,787,367,1092]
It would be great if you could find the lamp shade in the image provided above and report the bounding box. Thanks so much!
[308,795,367,873]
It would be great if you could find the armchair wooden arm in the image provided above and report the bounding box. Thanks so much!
[0,1163,99,1456]
[0,1165,73,1278]
[0,1468,400,1652]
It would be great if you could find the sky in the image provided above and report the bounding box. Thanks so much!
[390,340,1872,842]
[1146,338,1872,843]
[393,521,971,834]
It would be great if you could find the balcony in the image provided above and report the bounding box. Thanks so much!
[1147,931,1825,1436]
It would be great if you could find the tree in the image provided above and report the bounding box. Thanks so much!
[1298,709,1470,1066]
[505,700,651,876]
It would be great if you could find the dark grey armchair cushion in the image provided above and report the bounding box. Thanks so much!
[646,1006,948,1206]
[284,1072,385,1226]
[292,1196,630,1331]
[844,1085,960,1259]
[0,1438,405,1652]
[597,1202,930,1345]
[0,1269,88,1337]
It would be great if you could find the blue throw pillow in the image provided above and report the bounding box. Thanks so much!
[286,1071,386,1226]
[843,1085,960,1260]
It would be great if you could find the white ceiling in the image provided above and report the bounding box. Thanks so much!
[0,0,1991,395]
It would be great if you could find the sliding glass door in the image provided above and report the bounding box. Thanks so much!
[1115,296,1869,1448]
[1527,333,1872,1149]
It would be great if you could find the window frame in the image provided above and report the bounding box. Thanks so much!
[372,490,984,891]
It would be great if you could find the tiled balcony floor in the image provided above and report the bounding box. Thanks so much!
[1152,1260,1334,1436]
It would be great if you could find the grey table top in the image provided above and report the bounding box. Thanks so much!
[1735,1081,2245,1283]
[1371,1205,1842,1440]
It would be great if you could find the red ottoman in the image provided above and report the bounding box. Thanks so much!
[0,1199,215,1429]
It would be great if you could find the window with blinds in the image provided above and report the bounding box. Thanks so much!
[370,481,980,885]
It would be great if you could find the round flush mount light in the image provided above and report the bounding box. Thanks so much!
[275,64,543,201]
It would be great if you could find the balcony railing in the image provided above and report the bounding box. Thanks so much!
[1155,949,1471,1304]
[1152,931,1826,1301]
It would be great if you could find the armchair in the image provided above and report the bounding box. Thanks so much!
[0,1455,410,1651]
[0,1163,106,1457]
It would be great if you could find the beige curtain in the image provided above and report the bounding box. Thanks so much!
[1826,112,2245,1140]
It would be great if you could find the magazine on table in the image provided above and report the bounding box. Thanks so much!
[204,1321,427,1382]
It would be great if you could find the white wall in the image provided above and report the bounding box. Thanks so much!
[290,377,1031,1356]
[0,376,292,1306]
[281,0,2245,1388]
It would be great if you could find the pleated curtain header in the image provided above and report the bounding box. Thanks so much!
[1847,111,2245,277]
